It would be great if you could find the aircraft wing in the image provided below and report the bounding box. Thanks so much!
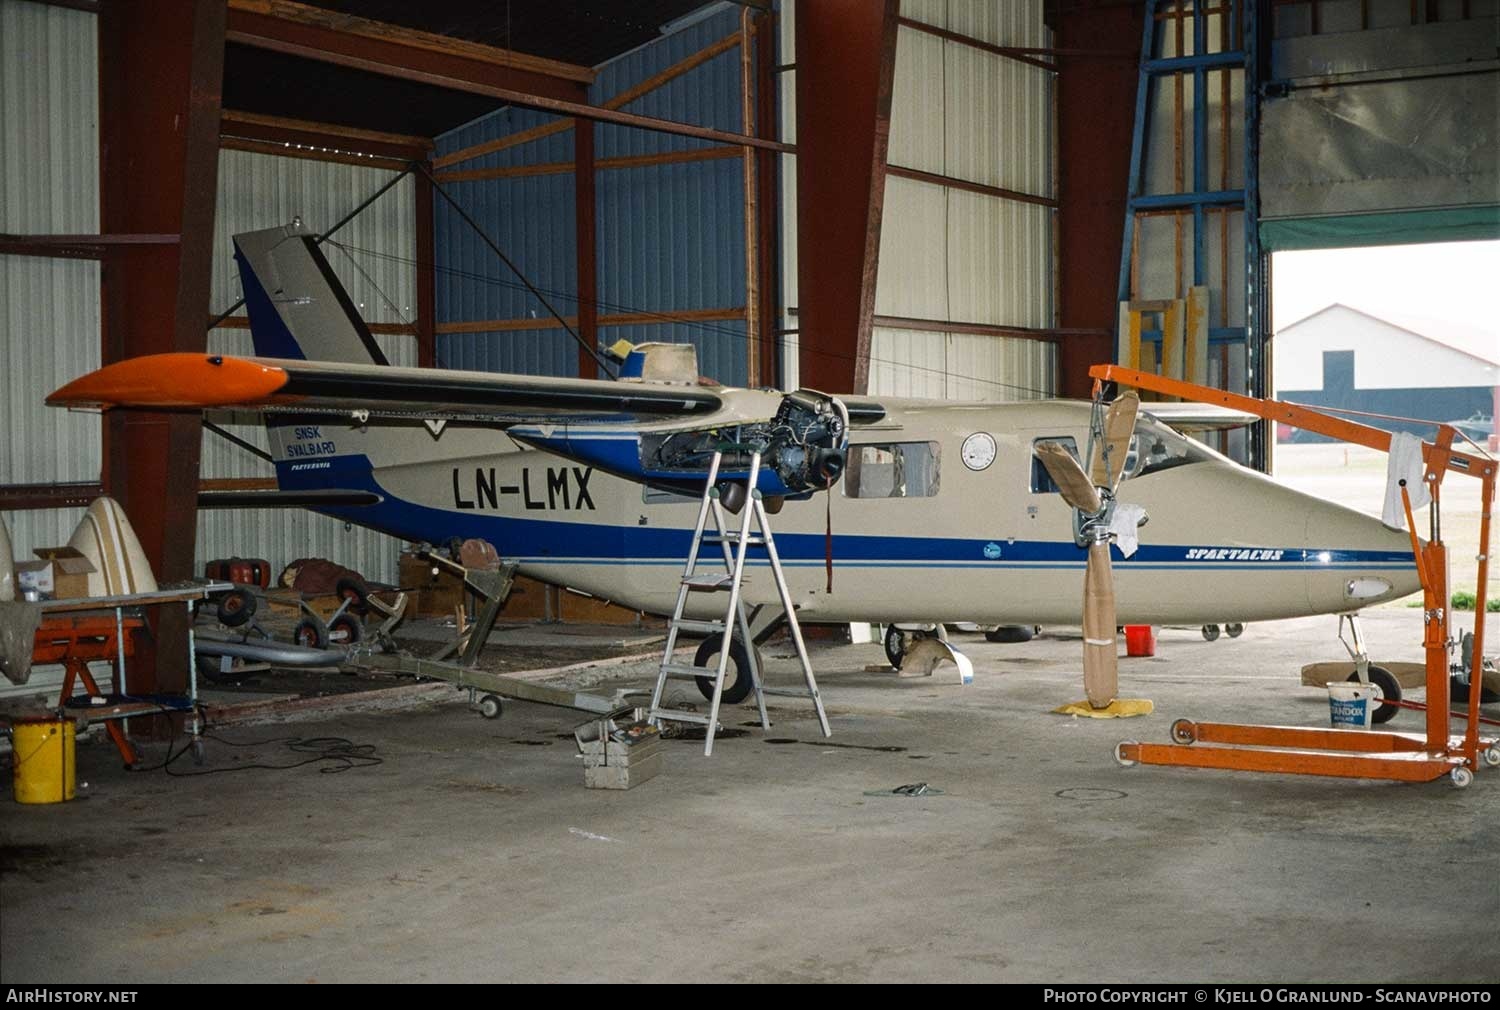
[1141,402,1261,433]
[47,352,724,423]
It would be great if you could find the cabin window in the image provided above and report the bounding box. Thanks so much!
[843,441,940,499]
[1030,436,1080,493]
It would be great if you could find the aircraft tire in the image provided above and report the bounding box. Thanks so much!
[1349,666,1401,724]
[883,625,906,670]
[984,625,1035,644]
[694,636,758,705]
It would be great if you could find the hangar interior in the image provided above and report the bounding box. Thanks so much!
[1,0,1497,985]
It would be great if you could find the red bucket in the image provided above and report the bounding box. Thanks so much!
[1123,625,1156,657]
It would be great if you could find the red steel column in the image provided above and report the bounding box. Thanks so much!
[794,0,899,395]
[1055,2,1144,398]
[98,1,225,704]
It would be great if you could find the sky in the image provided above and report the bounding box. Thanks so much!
[1271,240,1500,362]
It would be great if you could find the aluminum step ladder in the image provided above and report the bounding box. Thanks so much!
[647,446,832,756]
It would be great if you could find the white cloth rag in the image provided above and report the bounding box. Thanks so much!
[1109,503,1148,558]
[1382,431,1429,528]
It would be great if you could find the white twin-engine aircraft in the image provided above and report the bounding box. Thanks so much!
[49,223,1420,709]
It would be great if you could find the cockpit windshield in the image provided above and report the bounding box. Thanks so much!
[1121,417,1216,480]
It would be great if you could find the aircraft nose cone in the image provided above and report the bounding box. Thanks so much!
[1303,498,1422,612]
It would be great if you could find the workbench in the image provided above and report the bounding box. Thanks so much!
[32,582,233,767]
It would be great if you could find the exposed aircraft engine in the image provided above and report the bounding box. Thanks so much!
[641,389,850,496]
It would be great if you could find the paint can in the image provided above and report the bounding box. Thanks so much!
[1123,625,1156,657]
[1326,681,1376,729]
[11,717,76,804]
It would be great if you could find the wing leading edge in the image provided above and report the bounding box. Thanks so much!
[47,353,725,423]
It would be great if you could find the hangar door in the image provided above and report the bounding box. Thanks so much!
[1259,7,1499,252]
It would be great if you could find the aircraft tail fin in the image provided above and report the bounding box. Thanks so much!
[233,222,390,366]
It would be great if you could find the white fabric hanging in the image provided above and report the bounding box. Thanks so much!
[1382,431,1430,528]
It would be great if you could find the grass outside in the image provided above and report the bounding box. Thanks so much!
[1272,442,1493,602]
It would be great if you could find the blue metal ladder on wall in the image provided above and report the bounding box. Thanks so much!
[1117,0,1269,469]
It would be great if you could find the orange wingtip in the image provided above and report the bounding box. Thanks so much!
[47,353,291,410]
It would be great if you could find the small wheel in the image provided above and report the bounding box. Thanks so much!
[1225,623,1244,639]
[217,588,258,628]
[1169,719,1197,745]
[694,636,760,704]
[1114,741,1139,767]
[1451,766,1474,789]
[984,625,1035,644]
[293,618,329,650]
[334,576,370,614]
[883,625,908,670]
[478,694,503,720]
[190,738,206,766]
[327,613,363,646]
[1201,624,1220,642]
[1348,666,1401,725]
[1483,747,1500,769]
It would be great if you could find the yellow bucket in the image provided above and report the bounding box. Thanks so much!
[11,717,76,805]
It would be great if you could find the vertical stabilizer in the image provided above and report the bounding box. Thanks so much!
[233,222,390,366]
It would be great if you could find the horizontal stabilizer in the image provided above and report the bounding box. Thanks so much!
[197,488,381,509]
[48,353,725,423]
[1141,402,1260,433]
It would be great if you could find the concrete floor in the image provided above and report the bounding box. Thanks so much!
[2,609,1496,983]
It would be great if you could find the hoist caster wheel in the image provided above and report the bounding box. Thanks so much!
[1114,742,1138,768]
[1450,766,1473,789]
[1169,719,1197,745]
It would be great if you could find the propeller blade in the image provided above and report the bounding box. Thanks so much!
[1081,540,1119,708]
[1090,390,1141,490]
[1035,442,1102,514]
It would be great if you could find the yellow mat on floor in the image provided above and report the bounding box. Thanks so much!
[1052,698,1154,718]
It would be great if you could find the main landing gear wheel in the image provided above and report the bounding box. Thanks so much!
[985,625,1036,644]
[1348,666,1401,725]
[478,694,503,720]
[884,625,908,671]
[1169,719,1197,745]
[1201,624,1221,642]
[695,636,760,705]
[1225,623,1244,638]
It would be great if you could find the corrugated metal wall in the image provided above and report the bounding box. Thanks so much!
[433,4,751,387]
[1,0,99,699]
[435,107,579,377]
[592,5,749,387]
[200,150,416,584]
[0,0,101,564]
[780,0,1057,401]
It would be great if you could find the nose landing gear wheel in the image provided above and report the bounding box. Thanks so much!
[694,636,760,705]
[1348,666,1401,725]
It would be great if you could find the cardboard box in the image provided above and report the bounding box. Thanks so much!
[398,552,467,618]
[17,547,97,600]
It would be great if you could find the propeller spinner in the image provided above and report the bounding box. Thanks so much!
[1034,391,1142,711]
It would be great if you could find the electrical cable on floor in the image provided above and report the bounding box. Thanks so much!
[126,716,382,777]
